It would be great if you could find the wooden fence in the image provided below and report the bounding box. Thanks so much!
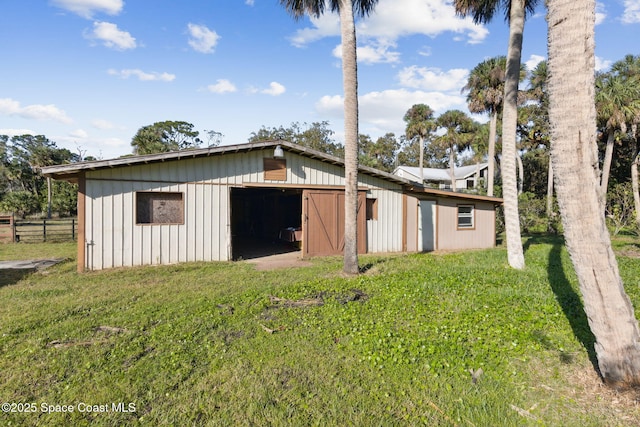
[0,215,15,243]
[0,216,78,243]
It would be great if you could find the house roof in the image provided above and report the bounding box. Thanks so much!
[41,140,502,204]
[394,163,488,182]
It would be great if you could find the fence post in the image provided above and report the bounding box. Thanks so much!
[43,219,47,242]
[72,219,76,241]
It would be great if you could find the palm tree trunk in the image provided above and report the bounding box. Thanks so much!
[516,152,524,195]
[501,0,526,269]
[548,0,640,387]
[632,140,640,230]
[546,157,554,216]
[339,0,359,275]
[449,148,457,192]
[419,136,424,183]
[47,176,52,219]
[487,111,497,196]
[600,130,615,211]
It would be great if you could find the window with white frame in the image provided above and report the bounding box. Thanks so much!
[457,204,474,229]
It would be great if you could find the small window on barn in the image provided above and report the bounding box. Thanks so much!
[366,198,378,220]
[263,158,287,181]
[457,205,474,229]
[136,192,184,225]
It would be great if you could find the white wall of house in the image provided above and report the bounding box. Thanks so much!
[82,148,404,270]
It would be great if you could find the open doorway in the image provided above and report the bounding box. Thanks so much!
[230,187,303,260]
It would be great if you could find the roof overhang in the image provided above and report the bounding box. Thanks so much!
[41,140,411,186]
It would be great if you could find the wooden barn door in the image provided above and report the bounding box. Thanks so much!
[303,190,366,257]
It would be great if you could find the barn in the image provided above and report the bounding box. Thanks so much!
[41,140,502,272]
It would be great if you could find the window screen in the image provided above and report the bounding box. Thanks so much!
[136,192,184,224]
[457,205,474,229]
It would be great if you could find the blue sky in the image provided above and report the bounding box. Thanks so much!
[1,0,638,160]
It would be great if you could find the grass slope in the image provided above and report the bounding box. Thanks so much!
[0,237,639,426]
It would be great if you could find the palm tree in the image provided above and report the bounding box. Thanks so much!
[595,71,640,212]
[455,0,539,270]
[547,0,640,387]
[525,60,554,217]
[404,104,436,182]
[606,55,640,227]
[434,110,476,192]
[279,0,380,275]
[462,56,506,196]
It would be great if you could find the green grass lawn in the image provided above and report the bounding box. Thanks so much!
[1,237,639,426]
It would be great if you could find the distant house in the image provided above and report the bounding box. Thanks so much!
[42,141,502,272]
[394,163,489,191]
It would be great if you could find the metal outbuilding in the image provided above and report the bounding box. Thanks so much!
[42,140,502,272]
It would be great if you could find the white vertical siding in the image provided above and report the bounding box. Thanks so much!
[83,148,406,270]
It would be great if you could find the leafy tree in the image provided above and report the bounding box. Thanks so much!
[131,121,202,155]
[0,134,78,218]
[455,0,538,270]
[403,104,436,181]
[0,190,39,218]
[279,0,380,275]
[51,181,78,216]
[434,110,477,192]
[548,0,640,387]
[9,135,77,218]
[358,133,400,173]
[249,121,344,157]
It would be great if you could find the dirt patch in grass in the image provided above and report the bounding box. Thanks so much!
[246,252,312,270]
[526,357,640,426]
[564,365,640,425]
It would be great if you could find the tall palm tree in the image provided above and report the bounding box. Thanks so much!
[279,0,380,275]
[606,55,640,227]
[595,71,640,212]
[525,60,554,216]
[462,56,507,196]
[455,0,539,270]
[434,110,476,192]
[547,0,640,387]
[404,104,436,182]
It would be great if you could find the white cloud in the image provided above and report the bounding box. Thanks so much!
[69,129,89,138]
[0,98,73,124]
[621,0,640,23]
[108,69,176,82]
[595,2,607,25]
[51,0,123,19]
[206,79,237,94]
[524,54,545,72]
[397,66,469,91]
[91,119,115,130]
[316,88,466,138]
[289,14,340,47]
[261,82,286,96]
[187,23,220,53]
[333,39,401,64]
[290,0,488,48]
[595,56,612,72]
[0,129,37,137]
[87,21,137,50]
[245,0,255,5]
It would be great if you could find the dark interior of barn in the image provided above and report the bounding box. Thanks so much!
[230,187,303,260]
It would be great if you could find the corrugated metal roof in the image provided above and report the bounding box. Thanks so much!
[394,163,488,181]
[41,140,502,204]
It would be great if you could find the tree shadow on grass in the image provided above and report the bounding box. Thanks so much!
[0,268,36,287]
[547,242,600,372]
